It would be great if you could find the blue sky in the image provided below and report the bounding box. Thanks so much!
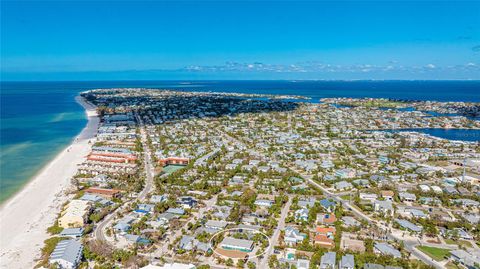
[1,1,479,80]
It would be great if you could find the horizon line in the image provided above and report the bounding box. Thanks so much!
[2,79,480,83]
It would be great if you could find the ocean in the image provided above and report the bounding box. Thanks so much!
[1,80,479,203]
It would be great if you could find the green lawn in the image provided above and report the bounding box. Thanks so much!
[340,194,351,200]
[445,238,473,248]
[161,164,185,175]
[417,246,451,261]
[445,261,462,269]
[444,238,456,245]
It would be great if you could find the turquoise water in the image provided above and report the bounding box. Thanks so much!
[1,80,479,203]
[0,84,87,202]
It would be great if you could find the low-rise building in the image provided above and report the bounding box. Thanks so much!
[49,239,83,269]
[374,242,401,258]
[58,200,91,228]
[219,237,254,252]
[320,252,336,269]
[339,254,355,269]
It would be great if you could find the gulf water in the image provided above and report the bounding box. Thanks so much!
[1,80,479,203]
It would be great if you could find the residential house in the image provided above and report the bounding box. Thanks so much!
[84,187,121,199]
[58,200,91,228]
[314,227,336,248]
[359,193,378,202]
[284,226,307,246]
[380,190,394,201]
[319,199,336,212]
[220,237,254,252]
[295,208,309,222]
[254,199,274,208]
[335,181,353,191]
[373,200,394,216]
[374,243,401,258]
[205,220,228,231]
[49,239,83,269]
[59,228,84,239]
[339,254,355,269]
[135,204,155,214]
[320,252,336,269]
[317,213,336,225]
[399,192,416,202]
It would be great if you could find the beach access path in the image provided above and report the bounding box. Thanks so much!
[0,96,99,269]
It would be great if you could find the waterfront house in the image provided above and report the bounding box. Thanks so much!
[58,200,91,228]
[59,228,84,239]
[49,239,83,269]
[84,187,121,199]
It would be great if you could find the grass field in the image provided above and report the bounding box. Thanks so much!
[445,238,473,248]
[417,246,451,261]
[161,164,185,175]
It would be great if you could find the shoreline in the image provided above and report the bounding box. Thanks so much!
[0,96,99,268]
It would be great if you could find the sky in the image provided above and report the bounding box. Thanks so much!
[1,1,480,80]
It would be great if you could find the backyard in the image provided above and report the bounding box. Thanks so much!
[417,246,451,261]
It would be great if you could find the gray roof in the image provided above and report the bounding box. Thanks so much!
[166,207,185,215]
[395,219,422,232]
[79,193,103,202]
[49,239,83,266]
[59,228,84,237]
[124,234,140,242]
[179,235,195,250]
[205,220,228,229]
[158,212,178,221]
[320,252,336,268]
[340,254,355,268]
[374,243,401,258]
[220,237,253,249]
[364,264,384,269]
[297,259,310,269]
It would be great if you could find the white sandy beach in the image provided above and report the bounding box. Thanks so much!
[0,96,99,268]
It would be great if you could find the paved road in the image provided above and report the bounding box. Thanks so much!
[137,121,155,201]
[258,196,292,269]
[152,195,218,258]
[94,114,155,243]
[222,130,445,269]
[300,171,444,269]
